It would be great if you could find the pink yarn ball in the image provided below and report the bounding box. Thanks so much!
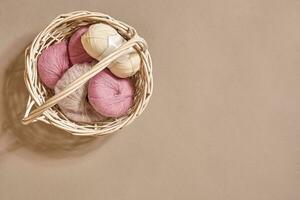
[38,41,70,89]
[68,26,95,65]
[88,69,134,118]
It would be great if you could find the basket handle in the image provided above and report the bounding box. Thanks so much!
[22,34,147,125]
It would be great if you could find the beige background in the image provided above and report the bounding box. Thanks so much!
[0,0,300,199]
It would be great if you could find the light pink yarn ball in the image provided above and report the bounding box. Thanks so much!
[55,63,104,123]
[88,69,134,118]
[68,26,95,65]
[38,41,70,89]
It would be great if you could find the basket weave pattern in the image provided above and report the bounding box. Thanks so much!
[22,11,153,136]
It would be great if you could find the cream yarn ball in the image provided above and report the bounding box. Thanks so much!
[81,23,125,60]
[54,63,104,123]
[109,48,141,78]
[81,23,141,78]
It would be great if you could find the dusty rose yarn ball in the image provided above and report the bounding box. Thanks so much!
[88,69,134,118]
[68,26,95,65]
[37,41,70,89]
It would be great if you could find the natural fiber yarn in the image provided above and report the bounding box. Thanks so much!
[81,23,141,78]
[38,41,70,88]
[81,23,125,60]
[55,63,104,123]
[68,26,95,65]
[109,49,141,78]
[88,69,134,118]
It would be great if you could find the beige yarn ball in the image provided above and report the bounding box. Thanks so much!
[81,23,141,78]
[109,49,141,78]
[81,23,125,60]
[55,63,104,123]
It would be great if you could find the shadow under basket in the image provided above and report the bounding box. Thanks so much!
[22,11,153,136]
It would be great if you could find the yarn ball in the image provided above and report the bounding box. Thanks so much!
[38,41,70,89]
[68,26,95,65]
[81,24,141,78]
[88,69,134,118]
[55,63,104,123]
[81,23,125,60]
[108,48,141,78]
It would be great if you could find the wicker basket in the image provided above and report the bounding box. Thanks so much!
[22,11,153,136]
